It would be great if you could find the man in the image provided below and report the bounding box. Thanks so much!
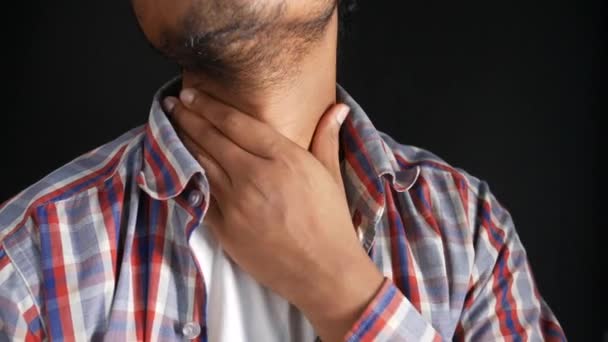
[0,0,565,341]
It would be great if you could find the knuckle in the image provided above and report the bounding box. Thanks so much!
[220,111,240,130]
[265,138,283,157]
[280,151,302,169]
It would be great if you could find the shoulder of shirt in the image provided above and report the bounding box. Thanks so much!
[377,130,487,198]
[0,125,147,243]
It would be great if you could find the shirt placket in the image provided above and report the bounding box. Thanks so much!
[177,185,209,341]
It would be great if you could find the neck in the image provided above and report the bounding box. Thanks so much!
[180,11,338,150]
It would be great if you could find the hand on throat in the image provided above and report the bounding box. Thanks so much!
[179,10,339,151]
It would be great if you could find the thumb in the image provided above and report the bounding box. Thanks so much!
[310,103,350,183]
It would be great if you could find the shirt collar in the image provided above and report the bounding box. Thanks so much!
[337,85,420,251]
[137,76,207,200]
[137,77,419,242]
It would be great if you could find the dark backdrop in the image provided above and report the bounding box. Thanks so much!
[2,1,604,340]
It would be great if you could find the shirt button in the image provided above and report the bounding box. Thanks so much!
[188,190,203,207]
[182,321,201,340]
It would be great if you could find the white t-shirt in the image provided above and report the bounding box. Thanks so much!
[189,222,317,342]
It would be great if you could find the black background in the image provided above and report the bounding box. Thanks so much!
[2,1,605,340]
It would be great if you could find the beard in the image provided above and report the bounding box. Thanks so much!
[157,0,338,90]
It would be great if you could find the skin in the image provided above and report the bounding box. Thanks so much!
[133,1,385,341]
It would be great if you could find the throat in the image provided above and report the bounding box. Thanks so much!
[179,10,339,150]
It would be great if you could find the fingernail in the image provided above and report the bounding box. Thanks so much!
[163,97,177,113]
[180,88,197,104]
[336,106,350,125]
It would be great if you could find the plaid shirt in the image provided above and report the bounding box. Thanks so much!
[0,77,565,341]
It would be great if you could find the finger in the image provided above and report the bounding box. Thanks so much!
[176,127,231,201]
[310,103,350,184]
[179,88,287,159]
[168,96,259,177]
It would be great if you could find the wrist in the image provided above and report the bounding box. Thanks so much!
[295,252,385,341]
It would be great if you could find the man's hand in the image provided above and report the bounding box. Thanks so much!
[164,89,384,342]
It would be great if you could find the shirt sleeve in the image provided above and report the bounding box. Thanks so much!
[0,248,45,341]
[453,183,566,341]
[344,277,443,341]
[343,182,566,341]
